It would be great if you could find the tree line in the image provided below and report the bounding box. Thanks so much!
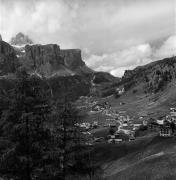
[0,70,101,180]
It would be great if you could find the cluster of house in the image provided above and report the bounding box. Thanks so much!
[107,131,135,144]
[93,108,176,144]
[91,102,111,112]
[105,111,143,143]
[76,94,176,145]
[76,96,97,111]
[148,108,176,137]
[76,121,99,130]
[107,107,176,143]
[116,87,125,95]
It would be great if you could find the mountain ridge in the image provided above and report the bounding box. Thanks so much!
[0,33,119,102]
[8,33,94,77]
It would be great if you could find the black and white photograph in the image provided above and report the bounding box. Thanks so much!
[0,0,176,179]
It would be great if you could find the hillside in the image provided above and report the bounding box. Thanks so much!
[95,56,176,118]
[122,56,176,93]
[93,135,176,180]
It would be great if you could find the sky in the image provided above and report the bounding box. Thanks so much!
[0,0,176,77]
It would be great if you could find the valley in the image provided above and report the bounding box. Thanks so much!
[0,33,176,180]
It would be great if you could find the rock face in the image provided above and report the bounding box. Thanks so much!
[9,33,92,76]
[20,44,91,76]
[10,32,33,46]
[23,44,65,76]
[0,40,92,102]
[25,44,63,65]
[0,41,18,75]
[0,35,2,41]
[60,49,85,70]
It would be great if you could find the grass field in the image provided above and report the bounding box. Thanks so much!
[96,81,176,119]
[92,134,176,180]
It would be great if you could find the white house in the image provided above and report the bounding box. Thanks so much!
[157,119,164,125]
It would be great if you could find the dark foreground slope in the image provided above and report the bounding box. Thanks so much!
[93,135,176,180]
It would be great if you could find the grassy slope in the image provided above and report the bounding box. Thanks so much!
[107,153,176,180]
[93,135,176,180]
[97,81,176,119]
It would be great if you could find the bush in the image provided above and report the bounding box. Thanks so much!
[109,128,116,135]
[135,125,148,137]
[132,89,138,94]
[139,125,148,131]
[114,91,120,99]
[102,88,116,97]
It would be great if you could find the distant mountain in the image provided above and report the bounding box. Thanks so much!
[10,32,33,46]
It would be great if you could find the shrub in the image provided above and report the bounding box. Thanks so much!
[102,88,116,97]
[132,89,138,94]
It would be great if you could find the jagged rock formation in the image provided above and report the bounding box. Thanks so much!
[9,33,93,76]
[0,40,18,75]
[10,32,33,46]
[0,35,2,41]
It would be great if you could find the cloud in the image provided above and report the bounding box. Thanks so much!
[86,43,153,77]
[0,0,78,48]
[85,35,176,77]
[0,0,176,77]
[154,35,176,59]
[0,0,174,48]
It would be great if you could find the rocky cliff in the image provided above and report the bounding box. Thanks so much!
[0,39,92,101]
[0,40,18,75]
[9,33,93,76]
[60,49,85,69]
[23,44,65,76]
[19,44,92,76]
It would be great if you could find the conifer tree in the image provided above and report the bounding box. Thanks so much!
[52,101,100,180]
[0,70,53,180]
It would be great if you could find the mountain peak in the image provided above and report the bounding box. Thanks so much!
[10,32,33,46]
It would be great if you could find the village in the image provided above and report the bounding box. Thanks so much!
[76,97,176,145]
